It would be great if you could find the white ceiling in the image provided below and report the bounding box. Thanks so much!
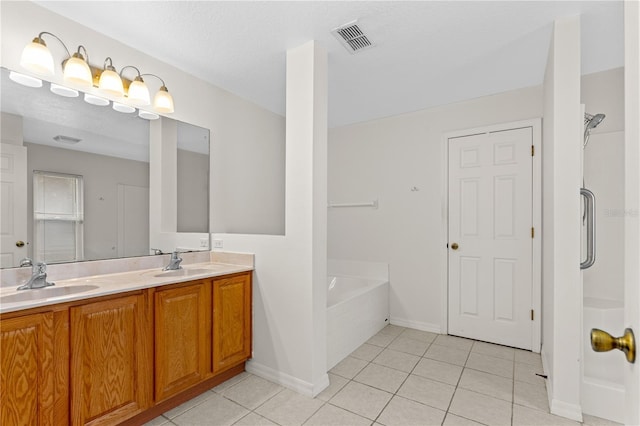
[35,1,624,128]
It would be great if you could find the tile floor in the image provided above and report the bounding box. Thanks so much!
[146,325,621,426]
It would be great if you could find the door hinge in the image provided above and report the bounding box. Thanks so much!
[531,227,534,238]
[531,309,534,321]
[531,145,535,156]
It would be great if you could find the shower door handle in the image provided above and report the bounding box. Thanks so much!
[581,188,596,270]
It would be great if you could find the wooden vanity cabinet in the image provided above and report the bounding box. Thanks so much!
[213,273,252,373]
[69,293,152,426]
[153,280,211,402]
[0,312,54,426]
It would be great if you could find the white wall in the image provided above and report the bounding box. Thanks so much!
[581,68,625,303]
[0,1,285,236]
[328,86,543,332]
[541,16,583,421]
[213,41,329,396]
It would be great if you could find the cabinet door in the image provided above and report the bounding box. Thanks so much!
[213,273,252,373]
[155,281,209,402]
[1,312,54,426]
[70,294,151,426]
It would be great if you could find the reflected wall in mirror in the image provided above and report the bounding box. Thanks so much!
[0,67,210,268]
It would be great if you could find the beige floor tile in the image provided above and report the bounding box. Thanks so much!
[350,343,385,362]
[212,372,251,393]
[255,388,324,425]
[433,335,474,351]
[581,414,623,426]
[424,343,470,366]
[412,357,463,385]
[512,404,580,425]
[465,352,514,379]
[400,329,438,343]
[442,413,485,425]
[514,360,545,385]
[388,336,431,356]
[315,373,349,402]
[329,356,368,379]
[514,380,549,412]
[471,341,515,360]
[354,362,409,393]
[396,374,455,410]
[378,324,406,336]
[367,332,398,347]
[144,415,171,426]
[329,381,392,420]
[514,349,543,367]
[304,403,371,426]
[458,368,513,402]
[222,375,284,410]
[172,393,249,426]
[233,412,277,425]
[377,395,446,426]
[448,388,512,425]
[164,391,215,419]
[372,348,420,373]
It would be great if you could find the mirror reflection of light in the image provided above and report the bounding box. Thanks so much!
[83,93,109,106]
[8,71,42,88]
[50,83,79,97]
[112,102,135,113]
[138,110,159,120]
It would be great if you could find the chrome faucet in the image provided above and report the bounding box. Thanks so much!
[17,262,55,290]
[163,251,183,271]
[19,257,33,267]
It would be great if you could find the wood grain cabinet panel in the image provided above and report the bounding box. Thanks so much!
[213,273,252,373]
[70,294,151,426]
[154,281,210,402]
[0,312,54,426]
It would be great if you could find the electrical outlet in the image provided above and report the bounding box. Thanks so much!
[213,239,223,249]
[199,238,209,248]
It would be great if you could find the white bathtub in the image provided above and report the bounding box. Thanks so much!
[326,275,389,369]
[582,297,625,423]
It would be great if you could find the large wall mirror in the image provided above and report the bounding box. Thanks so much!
[0,67,209,268]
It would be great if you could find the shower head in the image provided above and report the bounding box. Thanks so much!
[585,113,606,131]
[583,112,606,148]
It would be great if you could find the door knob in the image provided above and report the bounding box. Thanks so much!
[591,328,635,364]
[451,243,459,250]
[15,240,25,248]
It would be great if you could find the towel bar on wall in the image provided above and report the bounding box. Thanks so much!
[328,200,378,209]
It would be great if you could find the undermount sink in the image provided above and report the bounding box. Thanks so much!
[145,267,225,278]
[0,284,100,304]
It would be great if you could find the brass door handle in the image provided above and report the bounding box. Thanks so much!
[451,243,459,250]
[16,240,25,248]
[591,328,635,364]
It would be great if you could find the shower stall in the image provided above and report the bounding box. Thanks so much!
[580,111,626,423]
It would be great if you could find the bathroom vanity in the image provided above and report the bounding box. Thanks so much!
[0,259,252,426]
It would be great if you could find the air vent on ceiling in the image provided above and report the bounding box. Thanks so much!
[53,135,81,144]
[331,20,374,54]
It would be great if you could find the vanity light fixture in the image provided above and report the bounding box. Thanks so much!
[18,31,175,114]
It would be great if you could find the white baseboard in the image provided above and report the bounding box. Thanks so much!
[245,360,329,397]
[390,317,442,334]
[550,399,583,422]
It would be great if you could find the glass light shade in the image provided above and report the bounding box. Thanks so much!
[20,39,54,75]
[63,55,92,87]
[127,79,150,106]
[138,110,159,120]
[9,71,42,88]
[98,69,124,98]
[112,102,135,113]
[50,83,79,98]
[84,93,109,106]
[153,86,174,113]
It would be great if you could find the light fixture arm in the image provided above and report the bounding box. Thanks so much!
[140,73,167,87]
[103,56,116,71]
[75,45,89,63]
[120,65,143,80]
[36,31,71,58]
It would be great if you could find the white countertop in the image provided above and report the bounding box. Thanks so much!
[0,261,253,314]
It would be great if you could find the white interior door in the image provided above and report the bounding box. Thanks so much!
[448,127,533,350]
[0,143,28,267]
[117,184,150,257]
